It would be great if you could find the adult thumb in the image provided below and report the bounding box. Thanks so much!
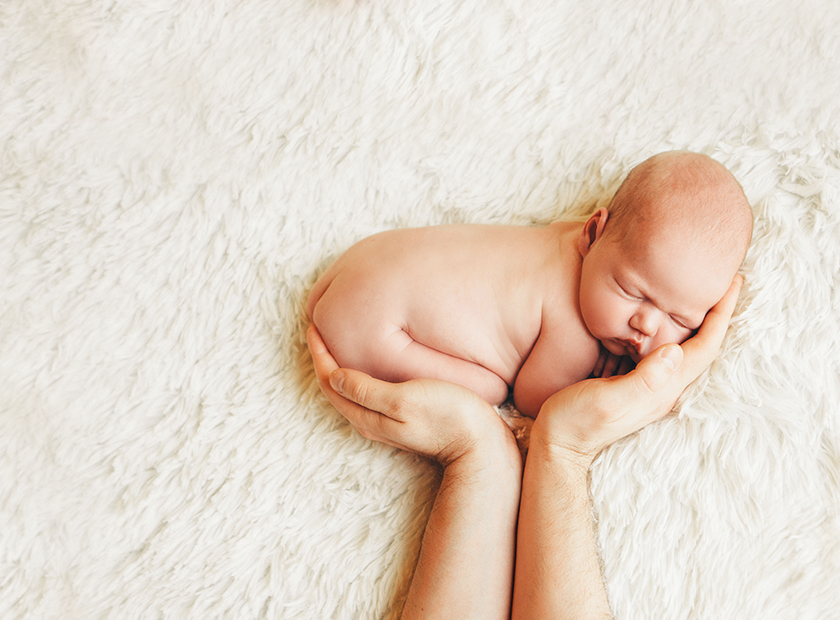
[632,344,683,394]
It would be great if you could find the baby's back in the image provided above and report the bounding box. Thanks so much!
[308,225,554,402]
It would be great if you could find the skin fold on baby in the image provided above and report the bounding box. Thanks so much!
[308,152,753,417]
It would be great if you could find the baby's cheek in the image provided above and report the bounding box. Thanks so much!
[656,324,690,348]
[672,326,695,345]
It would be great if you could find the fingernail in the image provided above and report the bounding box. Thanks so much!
[330,370,346,393]
[661,346,682,371]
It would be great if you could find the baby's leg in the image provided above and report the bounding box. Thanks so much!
[310,280,509,405]
[374,327,510,405]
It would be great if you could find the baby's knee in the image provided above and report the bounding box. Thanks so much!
[309,293,349,359]
[311,298,392,377]
[306,269,334,320]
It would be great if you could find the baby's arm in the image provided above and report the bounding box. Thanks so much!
[365,328,511,405]
[513,327,597,418]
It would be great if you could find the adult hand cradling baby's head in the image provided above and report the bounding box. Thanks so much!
[531,274,743,471]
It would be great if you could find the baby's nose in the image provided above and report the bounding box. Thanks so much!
[630,306,661,338]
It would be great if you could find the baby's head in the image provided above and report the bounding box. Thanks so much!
[577,151,752,362]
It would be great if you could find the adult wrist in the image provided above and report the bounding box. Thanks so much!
[529,420,593,479]
[446,430,523,490]
[443,408,523,465]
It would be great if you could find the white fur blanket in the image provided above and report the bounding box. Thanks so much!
[2,1,838,618]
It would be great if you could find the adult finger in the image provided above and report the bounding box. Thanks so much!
[307,324,374,415]
[676,275,742,383]
[307,324,340,392]
[631,344,684,395]
[583,345,685,448]
[328,368,412,422]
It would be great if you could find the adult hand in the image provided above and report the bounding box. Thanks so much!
[534,275,743,470]
[512,275,743,619]
[308,324,522,620]
[307,324,517,467]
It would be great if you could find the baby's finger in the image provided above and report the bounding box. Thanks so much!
[602,353,620,378]
[592,349,606,378]
[616,356,635,376]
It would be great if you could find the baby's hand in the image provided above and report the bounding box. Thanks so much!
[592,346,635,378]
[308,325,517,467]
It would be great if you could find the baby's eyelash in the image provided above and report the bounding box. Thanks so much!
[619,286,641,301]
[670,315,690,329]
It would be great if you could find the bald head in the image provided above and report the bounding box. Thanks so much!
[605,151,753,268]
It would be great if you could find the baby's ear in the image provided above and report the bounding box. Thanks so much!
[578,208,610,257]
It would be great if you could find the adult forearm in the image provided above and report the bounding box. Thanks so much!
[402,445,522,620]
[512,435,613,620]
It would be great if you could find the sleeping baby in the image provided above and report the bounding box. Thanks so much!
[307,151,752,417]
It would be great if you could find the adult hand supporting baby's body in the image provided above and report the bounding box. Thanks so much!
[307,324,519,468]
[308,322,521,620]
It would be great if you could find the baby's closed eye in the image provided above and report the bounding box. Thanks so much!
[669,315,689,329]
[617,284,642,301]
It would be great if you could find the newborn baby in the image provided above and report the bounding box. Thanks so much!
[308,151,752,417]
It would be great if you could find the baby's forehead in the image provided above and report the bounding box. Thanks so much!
[618,233,736,309]
[628,196,744,260]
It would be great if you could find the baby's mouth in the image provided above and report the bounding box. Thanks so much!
[603,338,640,361]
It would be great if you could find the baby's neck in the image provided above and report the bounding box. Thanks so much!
[546,220,585,259]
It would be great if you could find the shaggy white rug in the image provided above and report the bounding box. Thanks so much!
[2,1,839,618]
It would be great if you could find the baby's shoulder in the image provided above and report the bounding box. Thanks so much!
[537,284,600,360]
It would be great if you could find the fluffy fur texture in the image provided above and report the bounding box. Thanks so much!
[1,1,839,618]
